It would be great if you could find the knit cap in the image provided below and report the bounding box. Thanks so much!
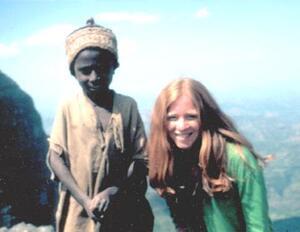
[65,18,119,68]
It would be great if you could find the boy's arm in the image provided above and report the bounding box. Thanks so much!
[122,104,148,196]
[48,149,95,218]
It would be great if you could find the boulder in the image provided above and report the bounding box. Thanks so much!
[0,70,56,228]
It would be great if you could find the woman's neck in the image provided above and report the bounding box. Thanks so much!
[173,139,201,158]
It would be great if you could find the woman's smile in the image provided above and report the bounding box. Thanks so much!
[166,95,201,150]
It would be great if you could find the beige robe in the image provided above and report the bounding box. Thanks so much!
[48,90,147,232]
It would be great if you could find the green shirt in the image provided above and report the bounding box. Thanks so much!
[203,143,273,232]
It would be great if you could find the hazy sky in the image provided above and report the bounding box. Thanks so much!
[1,0,299,119]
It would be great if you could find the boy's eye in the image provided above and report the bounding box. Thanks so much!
[96,64,113,74]
[80,67,92,75]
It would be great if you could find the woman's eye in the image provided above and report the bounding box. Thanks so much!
[167,115,177,121]
[186,114,198,120]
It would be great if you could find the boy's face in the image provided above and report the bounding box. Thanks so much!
[73,48,115,97]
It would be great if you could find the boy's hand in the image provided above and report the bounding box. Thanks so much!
[90,186,119,220]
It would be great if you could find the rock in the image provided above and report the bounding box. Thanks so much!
[0,70,56,228]
[0,222,54,232]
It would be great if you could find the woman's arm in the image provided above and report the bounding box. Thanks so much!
[228,145,273,232]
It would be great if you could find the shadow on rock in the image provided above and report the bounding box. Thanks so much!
[0,70,57,228]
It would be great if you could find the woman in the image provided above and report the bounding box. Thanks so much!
[148,78,272,231]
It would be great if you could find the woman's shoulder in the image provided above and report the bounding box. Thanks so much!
[226,142,259,171]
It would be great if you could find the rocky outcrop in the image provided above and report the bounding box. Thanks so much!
[0,222,54,232]
[0,70,56,228]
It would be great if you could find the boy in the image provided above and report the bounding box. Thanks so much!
[48,18,153,232]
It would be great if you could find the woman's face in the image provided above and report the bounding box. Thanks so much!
[166,95,201,150]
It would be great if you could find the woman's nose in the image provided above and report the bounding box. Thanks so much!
[177,118,188,130]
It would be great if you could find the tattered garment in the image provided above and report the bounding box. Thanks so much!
[48,90,147,232]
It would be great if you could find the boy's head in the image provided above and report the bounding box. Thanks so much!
[65,18,119,76]
[72,47,115,98]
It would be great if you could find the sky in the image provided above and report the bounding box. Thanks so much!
[1,0,300,128]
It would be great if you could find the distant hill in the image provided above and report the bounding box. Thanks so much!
[273,217,300,232]
[221,98,300,220]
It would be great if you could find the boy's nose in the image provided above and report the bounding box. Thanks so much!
[90,70,100,81]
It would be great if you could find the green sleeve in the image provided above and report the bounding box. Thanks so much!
[227,144,273,232]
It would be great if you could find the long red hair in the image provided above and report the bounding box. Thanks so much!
[147,78,260,195]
